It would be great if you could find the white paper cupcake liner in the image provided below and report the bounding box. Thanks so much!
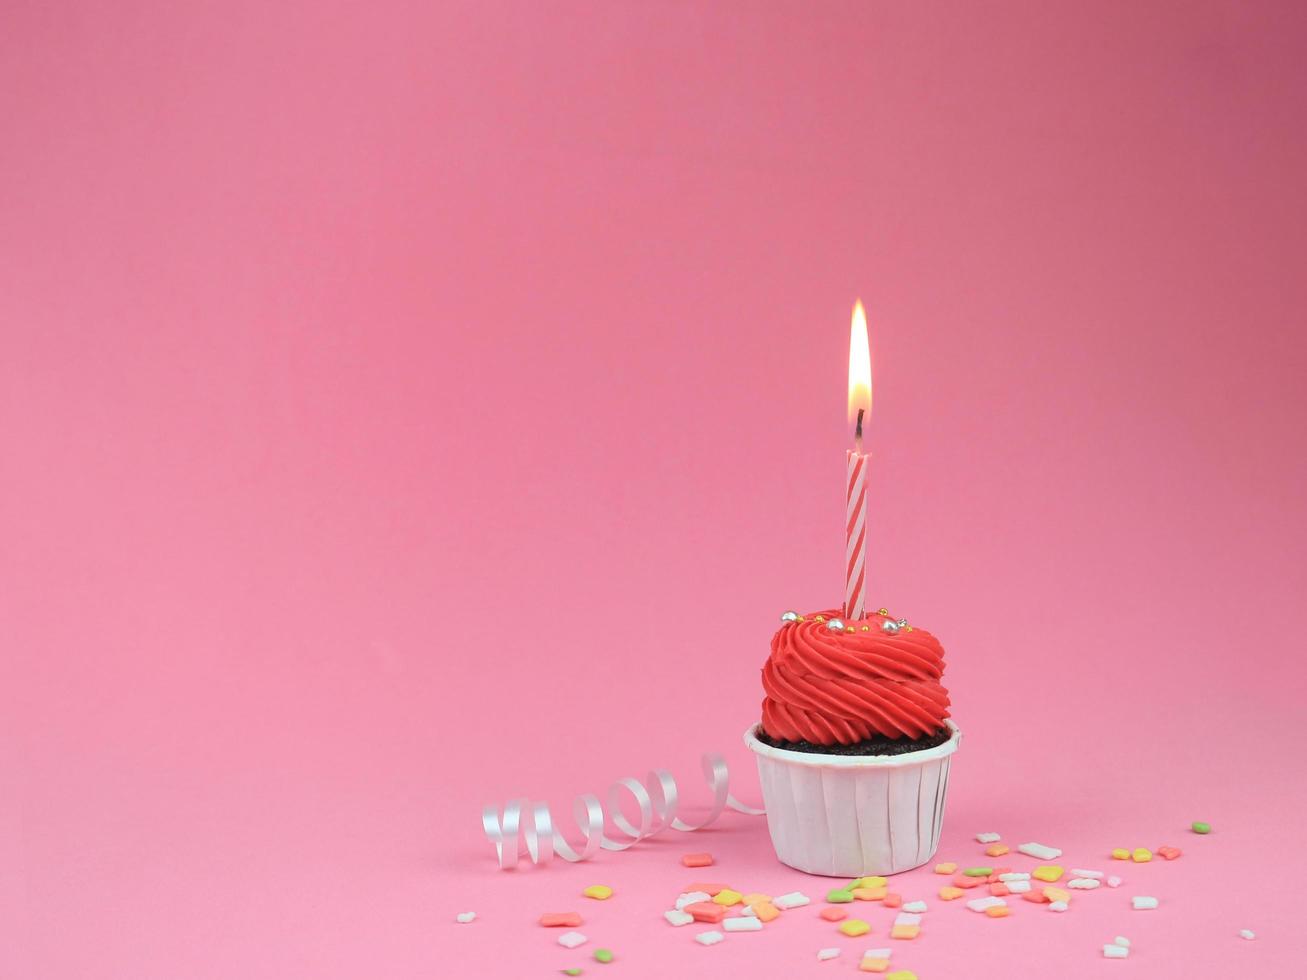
[744,720,961,877]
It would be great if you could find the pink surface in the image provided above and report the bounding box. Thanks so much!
[3,1,1307,977]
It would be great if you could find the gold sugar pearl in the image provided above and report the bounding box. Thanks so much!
[814,615,826,623]
[877,608,890,616]
[846,626,856,633]
[860,625,871,631]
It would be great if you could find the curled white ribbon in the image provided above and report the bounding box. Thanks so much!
[482,752,764,869]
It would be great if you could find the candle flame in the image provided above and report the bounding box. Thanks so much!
[847,299,872,437]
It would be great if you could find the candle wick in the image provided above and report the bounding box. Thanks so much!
[855,408,865,453]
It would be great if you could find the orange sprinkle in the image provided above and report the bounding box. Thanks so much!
[984,843,1010,857]
[819,906,849,922]
[1022,890,1050,904]
[853,886,888,901]
[985,905,1011,918]
[890,923,921,940]
[751,901,780,922]
[683,902,726,923]
[882,893,903,909]
[989,883,1010,897]
[681,852,714,868]
[539,912,583,927]
[952,875,984,889]
[939,886,966,901]
[934,862,958,875]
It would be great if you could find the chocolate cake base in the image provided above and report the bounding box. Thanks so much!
[756,725,952,757]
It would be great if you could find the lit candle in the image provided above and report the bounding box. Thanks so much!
[845,300,872,621]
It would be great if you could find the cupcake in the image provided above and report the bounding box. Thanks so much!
[744,608,961,876]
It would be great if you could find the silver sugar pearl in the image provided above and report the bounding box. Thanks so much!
[881,618,901,633]
[896,618,909,629]
[825,618,845,631]
[780,610,799,622]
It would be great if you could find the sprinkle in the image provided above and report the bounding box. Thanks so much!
[1047,900,1068,912]
[965,897,1005,913]
[840,919,872,937]
[817,948,841,961]
[561,970,582,977]
[826,888,856,903]
[1022,890,1050,904]
[894,912,923,926]
[751,901,781,922]
[989,883,1010,897]
[985,905,1010,918]
[819,906,848,922]
[694,930,724,946]
[558,931,588,949]
[540,913,584,928]
[740,906,757,918]
[1132,896,1159,910]
[593,949,614,964]
[860,955,891,972]
[712,889,743,906]
[583,886,613,900]
[934,862,958,874]
[886,973,918,980]
[984,843,1010,857]
[684,902,726,924]
[741,892,771,905]
[902,901,928,913]
[976,832,1002,843]
[723,917,762,932]
[681,852,714,868]
[1043,887,1071,904]
[1032,865,1064,882]
[1106,876,1123,888]
[1157,845,1182,860]
[889,924,920,940]
[856,876,889,890]
[1018,842,1063,860]
[1240,929,1256,940]
[1114,936,1131,947]
[1103,944,1130,959]
[1005,880,1032,894]
[939,886,966,900]
[455,911,476,923]
[865,947,893,958]
[1111,848,1131,860]
[963,867,993,877]
[1067,878,1101,889]
[882,893,903,908]
[1192,821,1211,834]
[1070,868,1104,879]
[853,886,888,901]
[952,874,984,889]
[675,891,711,910]
[998,872,1030,882]
[1132,848,1152,863]
[663,909,693,927]
[773,892,811,910]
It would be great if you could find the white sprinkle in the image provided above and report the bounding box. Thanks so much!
[816,947,841,961]
[558,931,588,948]
[1240,929,1256,941]
[676,891,711,910]
[998,872,1031,882]
[1048,901,1068,912]
[663,909,693,927]
[864,948,892,959]
[1018,841,1063,860]
[1103,944,1130,959]
[1132,896,1159,910]
[1114,936,1131,948]
[965,897,1006,913]
[695,930,725,946]
[895,911,925,925]
[723,916,762,932]
[976,832,1002,843]
[1106,876,1123,888]
[901,901,928,913]
[1071,868,1105,879]
[773,891,811,910]
[1068,878,1101,889]
[455,911,476,923]
[1005,880,1032,894]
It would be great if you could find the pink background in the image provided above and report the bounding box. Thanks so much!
[4,1,1306,977]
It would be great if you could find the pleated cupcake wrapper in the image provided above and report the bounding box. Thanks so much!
[744,721,961,877]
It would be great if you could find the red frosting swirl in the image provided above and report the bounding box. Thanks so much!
[761,609,950,744]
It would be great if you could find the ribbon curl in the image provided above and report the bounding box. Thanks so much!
[482,752,764,869]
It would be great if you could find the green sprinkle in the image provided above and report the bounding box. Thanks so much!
[1192,821,1211,834]
[562,971,583,977]
[593,949,614,964]
[826,889,856,903]
[963,867,993,877]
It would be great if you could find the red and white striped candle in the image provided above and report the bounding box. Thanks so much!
[844,300,872,621]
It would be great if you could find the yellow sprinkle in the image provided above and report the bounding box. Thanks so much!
[1032,865,1063,882]
[934,862,958,875]
[582,885,613,900]
[939,886,965,900]
[741,893,771,905]
[859,956,891,973]
[857,876,888,889]
[1111,848,1131,860]
[1132,848,1152,863]
[889,923,920,940]
[1043,886,1070,903]
[839,919,871,937]
[712,888,743,906]
[886,972,918,980]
